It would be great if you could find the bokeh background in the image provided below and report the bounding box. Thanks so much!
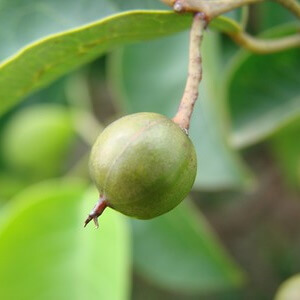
[0,1,299,299]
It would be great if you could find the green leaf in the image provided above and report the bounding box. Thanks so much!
[210,16,241,33]
[0,180,131,300]
[132,200,245,293]
[225,24,300,148]
[108,30,252,190]
[0,0,163,61]
[0,0,238,61]
[0,11,186,116]
[269,120,300,189]
[223,8,247,29]
[0,172,27,200]
[258,1,298,31]
[109,0,166,11]
[0,4,240,116]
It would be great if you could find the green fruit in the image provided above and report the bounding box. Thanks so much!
[89,112,197,220]
[2,104,75,179]
[0,172,26,200]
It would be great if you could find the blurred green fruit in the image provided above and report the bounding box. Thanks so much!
[275,274,300,300]
[2,104,75,179]
[0,172,26,200]
[88,112,197,221]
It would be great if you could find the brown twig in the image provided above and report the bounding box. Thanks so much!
[161,0,264,19]
[162,0,300,55]
[172,12,207,131]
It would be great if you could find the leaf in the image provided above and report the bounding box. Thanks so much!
[0,179,130,300]
[0,5,241,116]
[225,24,300,148]
[110,0,166,11]
[269,119,300,189]
[0,0,161,61]
[0,172,27,200]
[258,1,298,31]
[0,0,238,61]
[131,200,245,293]
[210,16,241,33]
[0,11,185,116]
[108,30,252,190]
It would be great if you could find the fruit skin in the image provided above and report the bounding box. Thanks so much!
[89,112,197,219]
[275,274,300,300]
[2,104,75,180]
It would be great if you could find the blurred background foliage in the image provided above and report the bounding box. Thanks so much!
[0,0,299,299]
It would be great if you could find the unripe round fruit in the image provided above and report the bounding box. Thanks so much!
[2,104,75,179]
[275,274,300,300]
[89,112,197,220]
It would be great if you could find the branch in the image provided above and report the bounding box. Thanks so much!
[172,13,206,131]
[274,0,300,18]
[228,31,300,54]
[161,0,264,19]
[161,0,300,23]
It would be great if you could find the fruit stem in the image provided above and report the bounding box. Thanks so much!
[172,12,207,132]
[84,195,108,228]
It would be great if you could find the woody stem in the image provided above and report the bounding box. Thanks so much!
[172,12,207,131]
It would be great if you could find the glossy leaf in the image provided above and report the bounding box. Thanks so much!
[226,24,300,148]
[0,180,130,300]
[0,0,164,61]
[0,0,239,61]
[0,3,241,116]
[132,200,245,293]
[0,11,187,116]
[108,31,252,189]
